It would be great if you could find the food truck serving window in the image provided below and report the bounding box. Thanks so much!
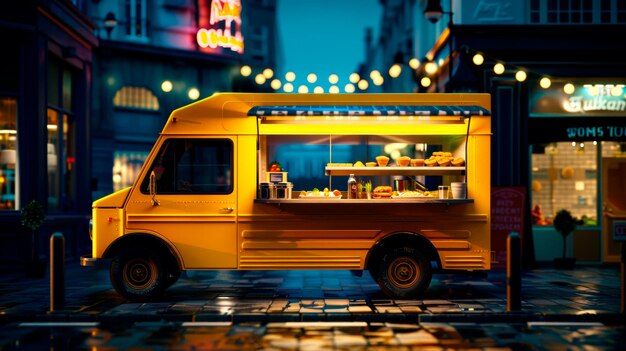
[140,138,233,194]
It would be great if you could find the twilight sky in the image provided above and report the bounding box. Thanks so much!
[276,0,382,92]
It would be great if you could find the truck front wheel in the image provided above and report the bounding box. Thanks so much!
[373,246,432,299]
[110,248,166,301]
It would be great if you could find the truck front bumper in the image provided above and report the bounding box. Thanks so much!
[80,255,99,267]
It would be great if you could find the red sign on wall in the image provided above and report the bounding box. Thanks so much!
[491,187,526,268]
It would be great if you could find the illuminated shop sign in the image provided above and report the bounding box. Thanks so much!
[531,83,625,117]
[566,126,626,139]
[528,117,626,143]
[196,0,244,54]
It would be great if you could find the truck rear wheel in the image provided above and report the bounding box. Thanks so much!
[373,246,432,299]
[110,248,166,301]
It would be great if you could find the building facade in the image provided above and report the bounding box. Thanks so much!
[87,0,278,201]
[0,0,97,271]
[366,0,626,265]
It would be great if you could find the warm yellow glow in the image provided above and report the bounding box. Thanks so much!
[424,61,438,75]
[515,70,527,82]
[564,83,575,95]
[611,85,623,97]
[373,76,384,86]
[329,86,340,94]
[283,83,294,93]
[328,74,339,84]
[420,77,431,87]
[298,85,309,93]
[240,65,252,77]
[388,64,402,78]
[539,77,551,89]
[161,80,173,92]
[369,70,381,79]
[472,53,484,65]
[493,63,505,75]
[586,85,598,96]
[270,79,282,90]
[313,86,324,94]
[438,58,444,66]
[112,173,121,184]
[285,72,296,82]
[349,73,360,83]
[307,73,317,83]
[344,83,355,93]
[409,58,420,69]
[188,88,200,100]
[263,68,274,79]
[255,74,266,85]
[357,79,369,90]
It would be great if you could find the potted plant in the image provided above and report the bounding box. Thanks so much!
[21,199,46,278]
[552,209,582,269]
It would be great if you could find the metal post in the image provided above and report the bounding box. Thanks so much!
[507,232,521,312]
[50,232,65,312]
[621,242,625,314]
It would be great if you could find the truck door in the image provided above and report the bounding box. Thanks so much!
[125,137,238,269]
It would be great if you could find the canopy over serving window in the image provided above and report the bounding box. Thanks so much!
[248,105,491,117]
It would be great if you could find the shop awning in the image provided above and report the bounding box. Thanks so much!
[248,105,490,117]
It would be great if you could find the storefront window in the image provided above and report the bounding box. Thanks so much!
[47,60,76,211]
[0,97,18,210]
[112,150,149,192]
[531,141,599,227]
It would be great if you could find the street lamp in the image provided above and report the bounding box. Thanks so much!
[104,12,118,39]
[423,0,453,89]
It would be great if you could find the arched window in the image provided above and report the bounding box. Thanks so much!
[113,86,159,111]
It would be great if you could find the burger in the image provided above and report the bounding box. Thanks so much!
[373,185,393,199]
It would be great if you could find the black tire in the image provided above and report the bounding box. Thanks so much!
[373,246,432,299]
[110,248,166,301]
[165,264,181,288]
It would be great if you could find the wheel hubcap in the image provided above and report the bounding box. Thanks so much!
[124,259,156,290]
[388,256,420,289]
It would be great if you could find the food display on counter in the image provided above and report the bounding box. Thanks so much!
[410,158,424,166]
[397,156,411,166]
[424,152,465,167]
[372,185,393,198]
[376,155,390,167]
[299,188,342,199]
[391,190,435,198]
[353,161,365,167]
[326,163,353,167]
[365,162,377,167]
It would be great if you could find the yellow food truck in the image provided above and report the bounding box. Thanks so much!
[81,93,492,301]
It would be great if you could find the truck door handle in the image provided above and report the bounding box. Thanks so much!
[219,207,234,212]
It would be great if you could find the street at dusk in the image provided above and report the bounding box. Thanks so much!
[1,0,626,350]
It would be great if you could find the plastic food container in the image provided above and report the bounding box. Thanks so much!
[276,182,293,199]
[259,182,276,199]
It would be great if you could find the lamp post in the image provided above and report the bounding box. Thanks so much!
[104,12,118,39]
[423,0,453,90]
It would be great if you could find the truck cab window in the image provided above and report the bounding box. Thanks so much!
[141,138,233,194]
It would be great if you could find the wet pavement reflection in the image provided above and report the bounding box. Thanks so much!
[0,264,624,350]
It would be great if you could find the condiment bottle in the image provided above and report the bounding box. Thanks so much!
[348,174,357,199]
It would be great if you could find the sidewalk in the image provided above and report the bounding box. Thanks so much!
[0,259,622,324]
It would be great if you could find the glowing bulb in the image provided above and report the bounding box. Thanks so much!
[539,77,551,89]
[329,86,339,94]
[409,58,420,69]
[307,73,317,83]
[283,82,294,93]
[420,77,431,87]
[240,65,252,77]
[344,83,355,93]
[472,53,484,65]
[493,63,505,75]
[328,74,339,84]
[611,85,623,97]
[373,76,384,86]
[349,73,360,83]
[388,64,402,78]
[285,72,296,82]
[357,80,369,90]
[297,85,309,93]
[263,68,274,79]
[313,86,324,94]
[255,74,266,85]
[369,70,381,79]
[188,88,200,100]
[515,70,527,82]
[564,83,575,95]
[161,80,173,92]
[424,61,437,75]
[270,79,282,90]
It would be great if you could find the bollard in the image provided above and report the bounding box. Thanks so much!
[50,232,65,312]
[507,232,521,312]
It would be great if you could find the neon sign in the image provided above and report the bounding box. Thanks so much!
[197,0,244,54]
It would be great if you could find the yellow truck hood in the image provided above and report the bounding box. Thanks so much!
[92,187,131,208]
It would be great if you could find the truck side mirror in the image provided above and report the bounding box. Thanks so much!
[149,171,160,206]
